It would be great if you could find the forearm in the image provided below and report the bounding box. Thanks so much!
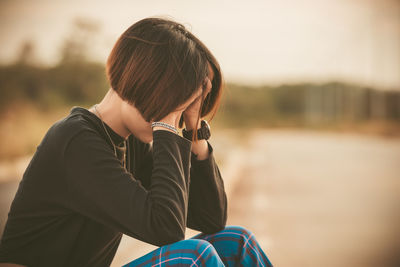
[135,131,226,233]
[187,142,227,233]
[184,118,209,160]
[64,130,192,246]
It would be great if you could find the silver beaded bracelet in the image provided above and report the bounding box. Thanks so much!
[151,121,178,134]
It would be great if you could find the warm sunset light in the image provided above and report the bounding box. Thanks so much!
[0,0,399,89]
[0,1,399,266]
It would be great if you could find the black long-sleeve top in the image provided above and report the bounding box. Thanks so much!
[0,107,227,267]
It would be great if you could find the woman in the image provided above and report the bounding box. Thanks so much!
[0,17,273,266]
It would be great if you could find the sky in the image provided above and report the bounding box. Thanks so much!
[0,0,399,90]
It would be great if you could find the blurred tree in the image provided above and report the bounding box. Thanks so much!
[0,16,399,136]
[53,17,108,104]
[16,40,37,66]
[59,18,101,64]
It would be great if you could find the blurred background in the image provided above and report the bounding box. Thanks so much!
[0,0,399,266]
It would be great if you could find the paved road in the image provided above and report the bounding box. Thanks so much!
[227,129,400,267]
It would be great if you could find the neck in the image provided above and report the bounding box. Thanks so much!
[93,89,130,139]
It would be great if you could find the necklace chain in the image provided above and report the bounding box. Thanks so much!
[93,104,126,168]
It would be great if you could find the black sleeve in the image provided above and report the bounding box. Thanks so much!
[63,129,191,247]
[135,140,228,234]
[186,142,228,234]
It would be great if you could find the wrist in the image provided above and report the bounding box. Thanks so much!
[183,117,201,131]
[152,126,177,134]
[151,121,179,134]
[182,119,211,141]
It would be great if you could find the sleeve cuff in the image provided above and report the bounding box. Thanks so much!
[190,141,215,167]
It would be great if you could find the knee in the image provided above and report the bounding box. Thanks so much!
[125,239,221,267]
[223,225,254,240]
[176,238,213,252]
[174,239,220,263]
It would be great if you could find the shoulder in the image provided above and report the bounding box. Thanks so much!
[19,108,103,177]
[40,107,102,153]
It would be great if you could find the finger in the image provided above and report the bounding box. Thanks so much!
[174,96,197,112]
[180,88,203,109]
[174,80,210,113]
[202,77,212,95]
[205,78,212,94]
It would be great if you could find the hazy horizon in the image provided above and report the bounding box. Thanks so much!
[0,0,399,90]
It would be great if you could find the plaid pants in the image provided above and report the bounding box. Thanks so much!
[122,225,273,266]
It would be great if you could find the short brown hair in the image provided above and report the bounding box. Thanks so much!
[106,17,224,129]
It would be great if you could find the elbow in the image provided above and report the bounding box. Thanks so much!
[206,198,228,234]
[156,223,185,246]
[187,194,228,234]
[216,212,228,232]
[197,209,227,235]
[151,204,186,246]
[206,216,227,234]
[208,196,227,233]
[158,230,185,246]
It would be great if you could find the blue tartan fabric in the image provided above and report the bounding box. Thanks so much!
[122,225,273,266]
